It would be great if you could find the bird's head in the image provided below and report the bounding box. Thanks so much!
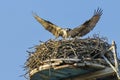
[64,28,71,32]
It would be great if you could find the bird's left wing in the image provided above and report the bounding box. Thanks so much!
[68,8,103,38]
[33,13,63,38]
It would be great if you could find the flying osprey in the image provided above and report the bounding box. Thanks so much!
[33,8,102,39]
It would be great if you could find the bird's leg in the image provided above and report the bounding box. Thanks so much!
[62,36,71,41]
[68,37,73,40]
[48,37,58,41]
[75,36,82,40]
[53,37,59,41]
[62,37,66,41]
[72,36,81,41]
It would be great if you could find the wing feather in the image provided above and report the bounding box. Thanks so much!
[33,13,62,38]
[69,8,103,38]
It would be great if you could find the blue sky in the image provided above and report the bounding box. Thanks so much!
[0,0,120,80]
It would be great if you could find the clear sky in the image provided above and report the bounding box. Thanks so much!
[0,0,120,80]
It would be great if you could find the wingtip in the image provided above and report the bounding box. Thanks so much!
[94,7,103,16]
[32,11,38,18]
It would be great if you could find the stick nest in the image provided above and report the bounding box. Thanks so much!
[25,36,114,74]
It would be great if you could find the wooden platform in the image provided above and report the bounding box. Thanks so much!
[30,61,115,80]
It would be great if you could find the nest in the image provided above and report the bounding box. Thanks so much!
[25,36,114,75]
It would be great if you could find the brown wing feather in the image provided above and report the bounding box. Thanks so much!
[69,8,103,38]
[33,13,63,38]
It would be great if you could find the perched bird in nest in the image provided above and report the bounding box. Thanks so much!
[33,8,103,39]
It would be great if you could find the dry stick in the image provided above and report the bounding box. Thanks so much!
[52,41,60,58]
[30,53,41,70]
[43,58,81,62]
[70,46,78,58]
[91,39,101,58]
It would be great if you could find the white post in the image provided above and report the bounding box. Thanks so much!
[112,41,120,79]
[103,41,120,80]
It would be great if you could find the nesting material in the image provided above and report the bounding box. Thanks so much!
[25,36,114,76]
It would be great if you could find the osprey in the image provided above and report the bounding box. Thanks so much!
[33,8,102,39]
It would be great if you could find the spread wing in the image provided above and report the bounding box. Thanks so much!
[68,8,103,38]
[33,13,63,38]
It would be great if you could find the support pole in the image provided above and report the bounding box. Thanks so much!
[112,41,120,79]
[102,41,120,80]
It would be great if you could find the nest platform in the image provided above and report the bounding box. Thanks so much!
[25,37,116,80]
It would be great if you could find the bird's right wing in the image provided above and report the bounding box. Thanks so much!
[33,13,63,37]
[68,8,103,38]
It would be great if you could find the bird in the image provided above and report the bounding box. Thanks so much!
[33,8,103,39]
